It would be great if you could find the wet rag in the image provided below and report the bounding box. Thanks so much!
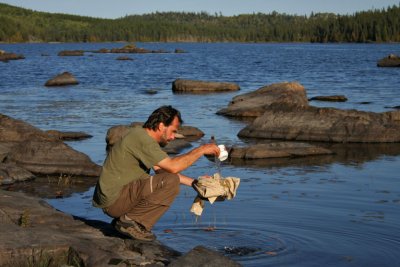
[190,173,240,216]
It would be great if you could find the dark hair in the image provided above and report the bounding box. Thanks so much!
[143,105,183,130]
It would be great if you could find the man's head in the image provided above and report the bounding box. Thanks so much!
[143,105,183,147]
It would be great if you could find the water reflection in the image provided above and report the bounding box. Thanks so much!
[230,142,400,168]
[2,175,98,199]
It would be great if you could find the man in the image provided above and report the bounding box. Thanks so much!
[92,105,220,241]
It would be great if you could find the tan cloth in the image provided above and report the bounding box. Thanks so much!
[190,173,240,216]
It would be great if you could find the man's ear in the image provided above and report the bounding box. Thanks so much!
[158,122,165,132]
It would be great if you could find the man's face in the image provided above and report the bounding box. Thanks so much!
[159,116,180,147]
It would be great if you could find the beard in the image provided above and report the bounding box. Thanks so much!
[159,129,169,147]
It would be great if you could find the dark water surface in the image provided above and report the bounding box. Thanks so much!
[1,42,400,266]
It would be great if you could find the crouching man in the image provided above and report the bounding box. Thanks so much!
[92,105,219,241]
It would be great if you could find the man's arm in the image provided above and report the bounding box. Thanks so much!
[157,143,219,174]
[178,173,196,186]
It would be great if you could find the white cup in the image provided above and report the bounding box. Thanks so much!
[218,144,228,161]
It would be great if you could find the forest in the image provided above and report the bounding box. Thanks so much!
[0,3,399,43]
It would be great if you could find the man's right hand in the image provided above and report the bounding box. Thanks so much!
[199,143,220,157]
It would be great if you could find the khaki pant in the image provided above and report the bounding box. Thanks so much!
[104,172,180,230]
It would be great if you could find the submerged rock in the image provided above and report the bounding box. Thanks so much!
[116,56,134,60]
[45,72,79,87]
[0,52,25,62]
[169,245,241,267]
[57,50,84,56]
[238,104,400,143]
[172,79,240,93]
[217,81,308,117]
[309,95,348,102]
[95,44,168,54]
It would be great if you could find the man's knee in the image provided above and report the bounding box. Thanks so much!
[164,173,180,195]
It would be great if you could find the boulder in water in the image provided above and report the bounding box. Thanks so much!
[217,81,308,117]
[45,72,79,87]
[172,79,240,93]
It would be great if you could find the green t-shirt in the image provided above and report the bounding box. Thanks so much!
[92,126,168,208]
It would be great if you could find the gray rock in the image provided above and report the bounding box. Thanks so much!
[0,113,101,178]
[0,189,239,266]
[0,189,179,266]
[45,130,93,141]
[105,125,131,152]
[377,54,400,67]
[0,52,25,62]
[94,44,166,54]
[238,104,400,143]
[309,95,348,102]
[0,113,54,142]
[217,81,308,117]
[230,142,333,159]
[169,245,242,267]
[172,79,240,93]
[0,162,35,185]
[45,72,79,87]
[144,88,159,94]
[0,143,14,162]
[116,56,134,60]
[57,50,84,56]
[163,139,192,154]
[5,140,101,177]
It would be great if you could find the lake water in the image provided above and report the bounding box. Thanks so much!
[1,42,400,266]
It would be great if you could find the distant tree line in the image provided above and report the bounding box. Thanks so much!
[0,3,399,43]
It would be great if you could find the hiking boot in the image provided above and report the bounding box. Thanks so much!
[114,216,156,241]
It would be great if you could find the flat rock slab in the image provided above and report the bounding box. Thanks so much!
[0,189,240,266]
[229,142,333,159]
[45,130,93,141]
[57,50,84,56]
[172,79,240,93]
[238,104,400,143]
[116,56,134,60]
[0,189,178,266]
[309,95,348,102]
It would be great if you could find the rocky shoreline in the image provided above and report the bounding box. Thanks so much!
[0,189,240,267]
[2,79,400,266]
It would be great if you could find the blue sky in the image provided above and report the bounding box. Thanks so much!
[1,0,399,18]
